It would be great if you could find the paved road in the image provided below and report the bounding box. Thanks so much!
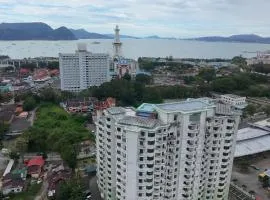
[29,107,38,126]
[0,153,8,171]
[89,175,102,200]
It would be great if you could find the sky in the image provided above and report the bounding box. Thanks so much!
[0,0,270,38]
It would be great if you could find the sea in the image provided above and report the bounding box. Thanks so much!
[0,39,270,59]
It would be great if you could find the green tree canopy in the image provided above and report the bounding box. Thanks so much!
[23,96,37,111]
[135,74,152,84]
[198,67,216,83]
[56,178,85,200]
[245,104,257,116]
[23,104,91,169]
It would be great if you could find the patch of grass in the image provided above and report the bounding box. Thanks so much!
[23,103,93,169]
[24,103,92,153]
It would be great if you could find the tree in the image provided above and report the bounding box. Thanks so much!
[15,137,28,153]
[23,96,37,111]
[212,77,237,93]
[9,151,20,161]
[245,104,256,116]
[56,178,85,200]
[20,63,37,72]
[264,105,270,116]
[39,88,60,103]
[14,137,28,163]
[198,68,216,83]
[232,56,247,70]
[48,61,59,69]
[143,88,163,104]
[122,73,131,81]
[135,74,152,84]
[60,144,78,170]
[0,122,9,139]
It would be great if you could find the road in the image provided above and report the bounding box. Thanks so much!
[89,175,102,200]
[29,107,38,126]
[34,181,48,200]
[0,152,8,171]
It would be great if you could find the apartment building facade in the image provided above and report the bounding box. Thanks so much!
[59,44,110,92]
[96,96,246,200]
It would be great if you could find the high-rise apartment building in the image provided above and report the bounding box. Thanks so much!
[96,96,246,200]
[59,44,110,92]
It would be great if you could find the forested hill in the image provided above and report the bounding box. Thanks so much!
[189,34,270,44]
[0,22,76,40]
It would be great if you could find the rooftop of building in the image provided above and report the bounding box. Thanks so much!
[138,99,215,114]
[107,107,126,115]
[155,99,214,113]
[237,127,269,141]
[222,94,243,99]
[235,118,270,157]
[2,178,25,189]
[118,115,161,129]
[27,156,45,167]
[137,103,156,113]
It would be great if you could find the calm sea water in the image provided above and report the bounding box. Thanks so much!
[0,39,270,59]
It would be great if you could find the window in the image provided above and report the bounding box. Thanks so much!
[148,132,155,137]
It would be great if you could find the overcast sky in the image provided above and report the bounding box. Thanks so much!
[0,0,269,37]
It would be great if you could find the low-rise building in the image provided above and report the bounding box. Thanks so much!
[62,97,98,113]
[2,179,26,195]
[26,156,45,178]
[221,94,247,107]
[112,58,138,79]
[0,82,13,93]
[47,166,72,198]
[2,167,27,195]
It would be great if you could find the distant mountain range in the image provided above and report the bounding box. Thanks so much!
[70,28,112,39]
[0,22,76,40]
[0,22,270,44]
[189,34,270,44]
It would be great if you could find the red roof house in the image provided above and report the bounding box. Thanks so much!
[49,69,60,76]
[26,156,45,178]
[19,68,30,75]
[95,97,116,111]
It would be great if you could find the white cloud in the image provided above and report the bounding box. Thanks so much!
[0,0,270,37]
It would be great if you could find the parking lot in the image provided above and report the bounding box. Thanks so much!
[232,152,270,200]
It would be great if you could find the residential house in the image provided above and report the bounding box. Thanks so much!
[26,156,45,178]
[47,167,72,198]
[94,97,116,111]
[2,168,27,195]
[63,97,98,113]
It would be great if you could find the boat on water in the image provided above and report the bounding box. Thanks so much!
[12,43,16,45]
[92,41,100,44]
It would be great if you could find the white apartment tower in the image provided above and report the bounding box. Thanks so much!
[113,25,122,58]
[96,96,246,200]
[59,43,110,92]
